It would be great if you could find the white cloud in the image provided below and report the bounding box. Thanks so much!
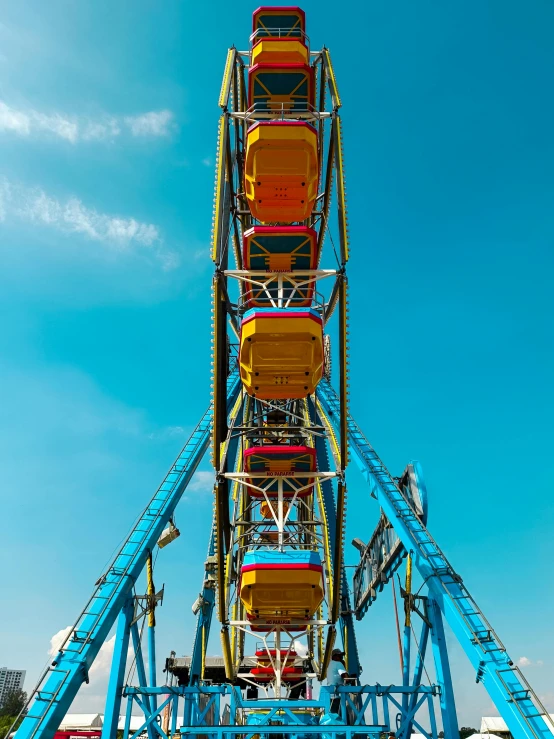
[148,425,186,441]
[125,110,174,137]
[49,626,72,657]
[83,118,121,141]
[188,470,215,493]
[48,629,135,683]
[0,100,175,142]
[88,635,136,679]
[517,656,544,668]
[293,640,309,658]
[32,111,79,143]
[0,178,9,221]
[0,101,30,135]
[0,179,179,266]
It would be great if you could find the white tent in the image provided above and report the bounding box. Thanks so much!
[480,717,554,736]
[480,718,510,735]
[59,714,103,730]
[467,733,504,739]
[116,716,148,732]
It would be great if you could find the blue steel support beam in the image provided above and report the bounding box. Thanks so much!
[188,523,217,685]
[402,625,411,716]
[405,619,431,739]
[101,598,134,739]
[14,372,241,739]
[130,623,156,739]
[427,598,459,739]
[148,626,157,711]
[317,378,554,739]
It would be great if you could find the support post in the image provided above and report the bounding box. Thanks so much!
[131,622,157,739]
[102,598,134,739]
[402,555,413,717]
[147,553,157,712]
[402,626,411,715]
[405,618,431,739]
[123,692,133,739]
[428,598,460,739]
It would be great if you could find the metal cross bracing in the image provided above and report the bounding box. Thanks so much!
[10,9,553,739]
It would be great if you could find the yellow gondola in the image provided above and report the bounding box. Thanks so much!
[243,121,318,223]
[240,550,324,621]
[239,307,323,399]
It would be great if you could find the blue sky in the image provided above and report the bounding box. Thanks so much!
[1,0,553,728]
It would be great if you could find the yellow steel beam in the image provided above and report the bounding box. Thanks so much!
[339,275,349,467]
[211,116,228,263]
[219,49,236,109]
[220,627,234,680]
[319,626,336,681]
[323,49,341,109]
[146,552,155,628]
[334,116,349,264]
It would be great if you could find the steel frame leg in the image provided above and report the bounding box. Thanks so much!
[427,598,460,739]
[148,624,157,711]
[131,621,158,739]
[402,624,411,716]
[404,619,430,739]
[102,598,134,739]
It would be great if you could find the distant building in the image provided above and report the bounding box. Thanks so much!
[0,668,26,707]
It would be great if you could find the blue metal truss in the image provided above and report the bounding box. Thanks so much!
[317,377,553,739]
[116,684,443,739]
[14,372,241,739]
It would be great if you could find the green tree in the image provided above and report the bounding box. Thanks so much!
[459,728,478,739]
[0,688,27,717]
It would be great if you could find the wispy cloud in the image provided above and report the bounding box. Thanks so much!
[1,178,178,268]
[188,470,215,493]
[0,101,175,142]
[148,425,187,441]
[49,626,72,657]
[49,627,135,687]
[517,656,544,668]
[125,110,174,137]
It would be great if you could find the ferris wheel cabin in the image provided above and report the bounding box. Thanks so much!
[243,226,318,307]
[239,549,325,621]
[239,307,324,399]
[243,445,316,497]
[244,121,318,223]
